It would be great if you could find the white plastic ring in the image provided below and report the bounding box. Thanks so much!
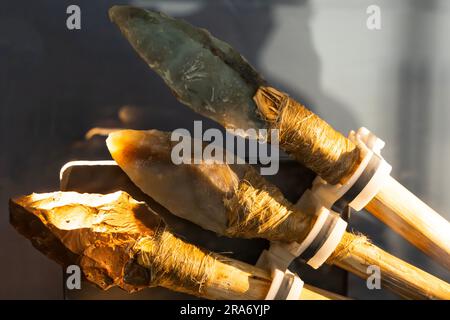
[306,216,348,269]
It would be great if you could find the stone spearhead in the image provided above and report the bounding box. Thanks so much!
[109,5,267,136]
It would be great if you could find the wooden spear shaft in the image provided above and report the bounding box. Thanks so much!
[366,176,450,270]
[135,230,342,300]
[196,255,343,300]
[212,231,450,299]
[330,232,450,300]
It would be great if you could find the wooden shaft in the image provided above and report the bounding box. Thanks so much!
[365,175,450,270]
[300,191,450,299]
[205,231,450,300]
[137,232,343,300]
[302,284,349,300]
[201,257,343,300]
[331,232,450,300]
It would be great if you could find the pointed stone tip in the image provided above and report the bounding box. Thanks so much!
[106,130,132,159]
[9,194,25,206]
[107,129,174,167]
[108,5,126,23]
[109,5,142,25]
[9,193,47,215]
[106,129,150,165]
[108,5,134,25]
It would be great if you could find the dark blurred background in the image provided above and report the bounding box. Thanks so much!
[1,0,449,299]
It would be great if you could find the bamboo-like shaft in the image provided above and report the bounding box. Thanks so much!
[302,284,348,300]
[200,256,342,300]
[136,231,342,300]
[331,232,450,299]
[136,230,342,300]
[176,228,450,300]
[366,176,450,270]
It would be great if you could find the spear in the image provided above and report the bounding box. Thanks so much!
[108,5,450,270]
[10,190,341,300]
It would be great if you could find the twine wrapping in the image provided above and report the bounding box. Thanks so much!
[134,228,217,296]
[327,232,369,265]
[254,86,361,184]
[224,168,315,243]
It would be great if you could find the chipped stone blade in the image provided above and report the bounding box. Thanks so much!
[106,129,240,235]
[109,5,266,135]
[9,191,163,292]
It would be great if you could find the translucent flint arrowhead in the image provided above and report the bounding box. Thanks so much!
[109,6,267,135]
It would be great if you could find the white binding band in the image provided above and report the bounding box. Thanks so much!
[284,208,347,269]
[288,207,330,257]
[249,128,390,296]
[306,216,347,269]
[265,267,304,300]
[256,211,346,299]
[257,206,347,299]
[256,247,304,300]
[311,127,392,212]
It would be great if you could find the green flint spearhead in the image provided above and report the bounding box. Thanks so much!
[109,5,267,135]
